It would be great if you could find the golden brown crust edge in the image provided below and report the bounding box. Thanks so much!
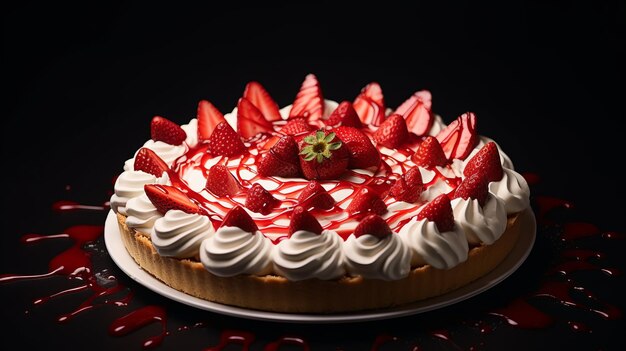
[115,212,521,313]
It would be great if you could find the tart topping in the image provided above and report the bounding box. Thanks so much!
[289,73,324,121]
[325,101,363,128]
[299,130,349,180]
[197,100,226,141]
[333,126,381,169]
[412,136,448,168]
[297,181,335,210]
[394,90,433,136]
[245,183,279,215]
[150,116,187,145]
[243,81,282,122]
[394,90,432,115]
[389,166,424,203]
[288,206,324,236]
[436,112,478,160]
[236,97,274,139]
[205,164,242,197]
[463,141,504,182]
[353,214,392,238]
[373,113,410,149]
[346,186,388,216]
[220,205,259,232]
[353,82,385,126]
[279,117,314,136]
[453,172,489,206]
[144,184,200,215]
[206,121,247,157]
[133,147,170,177]
[257,135,302,178]
[417,193,455,232]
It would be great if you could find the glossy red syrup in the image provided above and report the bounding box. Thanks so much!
[171,130,461,239]
[204,329,255,351]
[264,336,310,351]
[109,305,168,349]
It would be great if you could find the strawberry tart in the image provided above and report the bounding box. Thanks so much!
[111,74,531,313]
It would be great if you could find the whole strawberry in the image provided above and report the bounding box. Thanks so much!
[298,130,349,180]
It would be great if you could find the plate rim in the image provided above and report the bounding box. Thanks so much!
[104,208,536,323]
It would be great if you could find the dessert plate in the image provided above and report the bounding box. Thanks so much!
[104,209,536,323]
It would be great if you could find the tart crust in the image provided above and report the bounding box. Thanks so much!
[116,212,522,313]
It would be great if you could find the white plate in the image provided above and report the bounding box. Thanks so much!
[104,209,536,323]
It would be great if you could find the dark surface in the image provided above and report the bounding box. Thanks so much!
[2,2,625,350]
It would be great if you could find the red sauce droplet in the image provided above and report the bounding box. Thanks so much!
[561,222,600,241]
[204,330,255,351]
[264,336,310,351]
[489,298,555,329]
[109,305,167,349]
[370,333,398,351]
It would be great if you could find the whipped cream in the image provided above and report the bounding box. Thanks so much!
[273,230,345,281]
[344,234,411,281]
[111,170,158,215]
[123,140,187,172]
[125,193,163,236]
[200,226,274,277]
[489,168,530,215]
[428,114,446,136]
[181,118,199,148]
[151,210,214,258]
[399,217,468,270]
[451,195,507,245]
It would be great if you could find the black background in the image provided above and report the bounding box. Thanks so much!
[2,1,625,350]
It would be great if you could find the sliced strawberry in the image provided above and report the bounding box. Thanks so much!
[353,214,392,239]
[412,136,448,168]
[353,82,385,126]
[334,126,380,169]
[243,81,282,122]
[245,183,279,215]
[220,205,258,232]
[205,164,242,197]
[463,142,504,182]
[237,97,274,139]
[288,206,323,236]
[134,148,170,177]
[435,112,478,160]
[150,116,187,145]
[389,167,423,203]
[393,93,434,137]
[289,74,324,122]
[325,101,363,128]
[197,100,226,141]
[144,184,199,215]
[279,118,313,136]
[453,172,489,206]
[299,130,349,180]
[207,121,247,157]
[394,90,432,116]
[346,186,388,216]
[373,114,410,149]
[297,181,335,210]
[417,193,454,232]
[257,135,302,178]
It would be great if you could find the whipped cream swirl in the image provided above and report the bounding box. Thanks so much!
[151,210,214,258]
[110,170,158,215]
[181,118,199,148]
[273,230,345,281]
[343,234,411,281]
[489,168,531,215]
[200,226,274,277]
[399,218,468,270]
[451,195,507,245]
[123,140,187,171]
[125,193,163,236]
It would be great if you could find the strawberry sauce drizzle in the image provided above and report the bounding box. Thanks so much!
[204,329,255,351]
[171,131,461,239]
[109,305,168,349]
